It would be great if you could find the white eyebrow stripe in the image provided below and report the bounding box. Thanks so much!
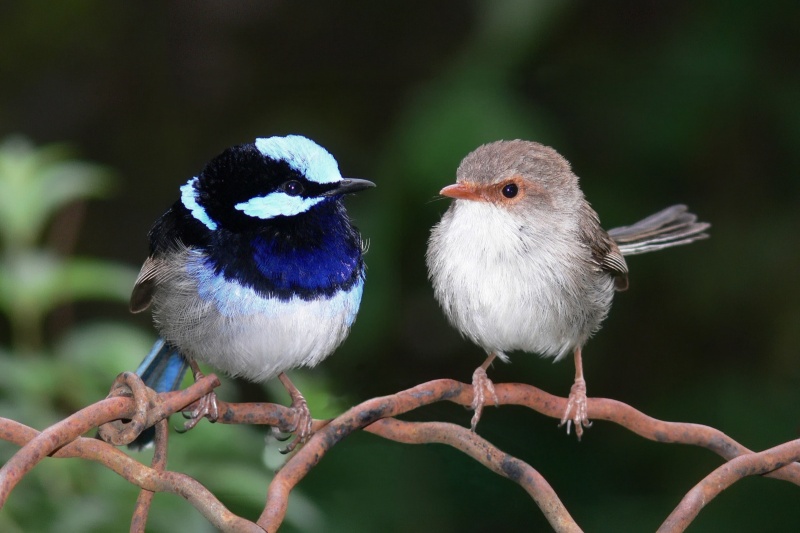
[180,177,218,231]
[235,192,325,219]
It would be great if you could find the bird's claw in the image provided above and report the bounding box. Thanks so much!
[559,377,591,440]
[268,426,293,442]
[179,391,219,433]
[279,394,313,454]
[470,366,499,431]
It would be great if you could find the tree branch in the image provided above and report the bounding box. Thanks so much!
[1,375,798,533]
[657,437,800,532]
[0,418,262,532]
[365,418,581,532]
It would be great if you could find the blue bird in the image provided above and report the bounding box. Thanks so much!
[129,135,374,449]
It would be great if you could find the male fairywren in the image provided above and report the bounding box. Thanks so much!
[427,140,709,438]
[129,135,374,449]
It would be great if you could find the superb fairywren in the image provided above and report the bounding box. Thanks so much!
[130,135,374,449]
[426,140,709,438]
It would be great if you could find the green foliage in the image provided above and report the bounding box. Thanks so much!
[0,137,133,352]
[0,137,153,532]
[2,1,800,531]
[0,137,345,531]
[0,137,112,249]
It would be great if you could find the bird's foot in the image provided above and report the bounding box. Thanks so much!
[180,391,219,432]
[559,377,591,440]
[277,373,314,454]
[179,361,220,432]
[470,365,499,431]
[280,392,313,454]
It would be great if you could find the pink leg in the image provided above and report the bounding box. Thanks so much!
[470,353,499,431]
[278,373,313,453]
[182,359,219,431]
[559,346,592,439]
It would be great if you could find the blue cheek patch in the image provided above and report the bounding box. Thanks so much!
[255,136,342,185]
[181,177,218,231]
[235,193,325,220]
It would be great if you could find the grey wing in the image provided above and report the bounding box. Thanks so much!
[578,201,630,291]
[130,256,164,313]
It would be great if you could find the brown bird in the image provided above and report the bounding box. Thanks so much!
[426,140,709,437]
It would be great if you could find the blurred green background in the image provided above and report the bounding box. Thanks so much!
[1,1,799,531]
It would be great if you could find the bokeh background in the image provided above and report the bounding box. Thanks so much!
[1,1,799,531]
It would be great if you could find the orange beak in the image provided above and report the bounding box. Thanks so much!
[440,182,483,201]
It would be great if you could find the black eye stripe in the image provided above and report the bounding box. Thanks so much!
[502,183,518,198]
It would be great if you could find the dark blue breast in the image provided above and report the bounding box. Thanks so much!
[250,232,360,294]
[206,200,364,301]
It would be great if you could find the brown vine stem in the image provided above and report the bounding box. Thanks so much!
[0,419,263,532]
[131,418,169,533]
[365,418,582,532]
[2,376,798,532]
[657,437,800,532]
[255,379,800,531]
[0,396,129,507]
[258,379,469,530]
[493,382,800,485]
[0,372,220,509]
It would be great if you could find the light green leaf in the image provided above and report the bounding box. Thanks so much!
[0,136,115,247]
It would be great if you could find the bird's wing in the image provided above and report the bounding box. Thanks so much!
[130,202,202,313]
[130,255,165,313]
[577,201,630,291]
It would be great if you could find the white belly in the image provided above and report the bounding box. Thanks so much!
[427,201,614,360]
[151,248,363,382]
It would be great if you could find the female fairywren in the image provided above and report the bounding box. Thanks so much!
[426,140,709,438]
[130,135,374,449]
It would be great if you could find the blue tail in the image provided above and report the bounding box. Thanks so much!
[128,338,189,450]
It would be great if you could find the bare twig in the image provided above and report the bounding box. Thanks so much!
[0,418,263,532]
[366,418,582,532]
[0,395,130,507]
[0,371,220,508]
[493,383,800,485]
[657,438,800,532]
[1,376,798,533]
[131,418,169,533]
[255,379,800,531]
[258,379,469,530]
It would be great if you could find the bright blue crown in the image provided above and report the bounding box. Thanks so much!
[179,135,347,229]
[255,135,342,185]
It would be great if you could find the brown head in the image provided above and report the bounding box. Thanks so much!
[441,140,583,215]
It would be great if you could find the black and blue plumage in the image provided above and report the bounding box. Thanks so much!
[129,135,374,449]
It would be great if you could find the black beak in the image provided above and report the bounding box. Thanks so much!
[321,178,376,197]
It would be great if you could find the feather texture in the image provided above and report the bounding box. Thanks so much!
[129,136,373,448]
[427,139,708,363]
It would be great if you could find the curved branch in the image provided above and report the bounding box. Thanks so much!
[2,376,798,532]
[494,384,800,485]
[365,418,582,532]
[258,379,469,530]
[657,438,800,532]
[0,372,220,508]
[256,379,800,531]
[131,418,169,533]
[0,419,263,532]
[0,396,129,506]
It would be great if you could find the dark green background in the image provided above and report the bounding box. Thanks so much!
[1,1,799,531]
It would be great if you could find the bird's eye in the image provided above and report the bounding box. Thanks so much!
[501,183,518,199]
[282,180,304,196]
